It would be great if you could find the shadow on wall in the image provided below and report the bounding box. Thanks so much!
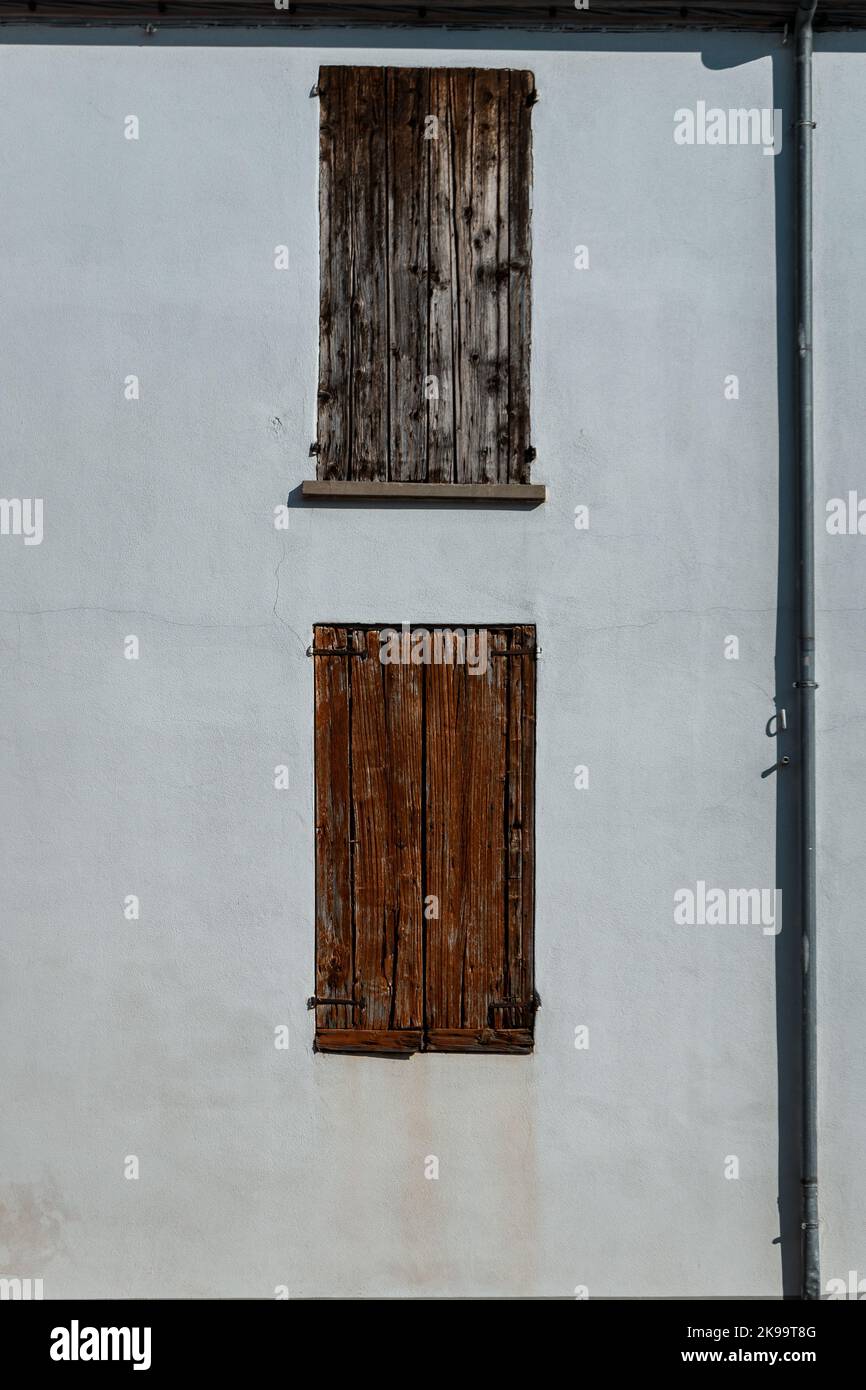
[685,31,803,1308]
[697,31,817,1305]
[691,28,866,1299]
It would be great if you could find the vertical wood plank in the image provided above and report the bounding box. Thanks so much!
[427,69,462,483]
[317,68,352,480]
[518,623,537,1019]
[453,71,510,484]
[388,68,430,481]
[494,69,512,483]
[424,651,462,1031]
[464,628,508,1026]
[350,628,423,1031]
[425,628,508,1031]
[500,624,536,1028]
[502,623,523,1029]
[314,625,354,1029]
[508,70,533,482]
[450,67,476,483]
[386,637,425,1026]
[348,70,390,481]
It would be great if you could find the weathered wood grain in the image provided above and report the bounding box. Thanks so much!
[463,629,508,1027]
[315,1028,423,1055]
[448,68,476,483]
[425,630,509,1032]
[518,624,536,1029]
[425,1027,533,1054]
[318,67,534,485]
[384,639,425,1027]
[507,72,533,482]
[497,623,536,1029]
[315,624,535,1054]
[348,70,390,481]
[453,70,510,483]
[349,628,424,1033]
[494,71,513,483]
[313,625,354,1029]
[424,653,461,1032]
[317,68,352,480]
[427,68,460,482]
[501,622,524,1030]
[387,69,430,481]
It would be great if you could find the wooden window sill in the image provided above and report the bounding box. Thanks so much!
[301,481,546,503]
[314,1028,534,1056]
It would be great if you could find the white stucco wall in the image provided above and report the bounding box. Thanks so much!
[0,24,862,1298]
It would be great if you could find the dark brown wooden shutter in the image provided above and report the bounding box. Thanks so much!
[312,624,536,1055]
[317,67,534,485]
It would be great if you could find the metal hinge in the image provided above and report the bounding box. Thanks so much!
[488,990,541,1021]
[306,643,368,658]
[307,995,365,1010]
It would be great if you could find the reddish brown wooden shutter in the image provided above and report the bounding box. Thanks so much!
[313,625,424,1053]
[312,624,536,1055]
[425,626,535,1050]
[317,67,534,485]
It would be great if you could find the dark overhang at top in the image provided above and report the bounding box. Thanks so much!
[1,1,865,33]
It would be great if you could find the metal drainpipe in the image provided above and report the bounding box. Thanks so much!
[794,0,820,1302]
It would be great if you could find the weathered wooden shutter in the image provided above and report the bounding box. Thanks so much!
[424,626,536,1051]
[317,67,534,485]
[313,625,424,1053]
[312,624,536,1054]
